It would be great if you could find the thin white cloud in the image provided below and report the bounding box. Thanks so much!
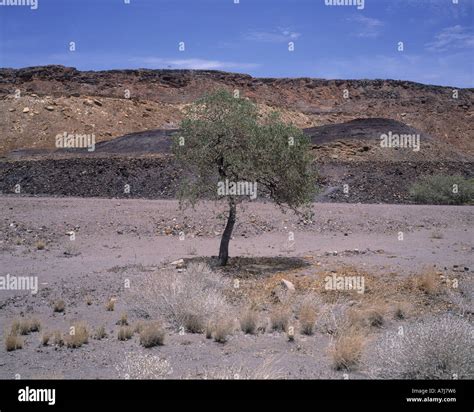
[347,15,384,38]
[243,28,301,43]
[131,57,261,71]
[426,25,474,52]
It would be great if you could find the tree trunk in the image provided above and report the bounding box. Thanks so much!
[218,198,236,266]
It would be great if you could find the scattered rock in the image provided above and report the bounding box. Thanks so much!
[280,279,295,291]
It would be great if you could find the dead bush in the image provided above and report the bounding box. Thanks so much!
[132,262,230,333]
[370,315,473,379]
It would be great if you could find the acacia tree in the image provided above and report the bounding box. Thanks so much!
[172,90,316,266]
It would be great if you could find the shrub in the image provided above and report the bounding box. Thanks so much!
[133,262,230,333]
[299,303,317,335]
[240,309,258,334]
[329,327,365,371]
[409,175,474,205]
[370,315,473,379]
[139,323,165,348]
[117,326,133,341]
[270,306,290,332]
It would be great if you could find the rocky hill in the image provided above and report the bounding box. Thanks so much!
[1,65,473,157]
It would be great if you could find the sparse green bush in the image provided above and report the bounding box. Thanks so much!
[370,315,473,379]
[409,175,474,205]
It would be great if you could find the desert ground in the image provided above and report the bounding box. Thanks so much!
[1,195,472,379]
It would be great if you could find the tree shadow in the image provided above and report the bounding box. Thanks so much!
[183,256,310,279]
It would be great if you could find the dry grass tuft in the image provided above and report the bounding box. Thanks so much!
[299,303,317,335]
[205,320,214,339]
[139,322,165,348]
[393,301,412,320]
[240,309,258,335]
[118,313,128,326]
[64,322,89,348]
[11,317,41,335]
[212,317,234,343]
[329,327,366,371]
[411,270,442,296]
[105,298,116,311]
[270,306,291,332]
[347,303,386,329]
[35,240,46,250]
[5,332,23,351]
[117,326,134,341]
[52,330,64,347]
[94,326,107,340]
[41,332,52,346]
[53,300,65,313]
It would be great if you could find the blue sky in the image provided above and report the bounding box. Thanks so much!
[0,0,473,87]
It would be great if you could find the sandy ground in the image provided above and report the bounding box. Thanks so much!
[0,196,472,379]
